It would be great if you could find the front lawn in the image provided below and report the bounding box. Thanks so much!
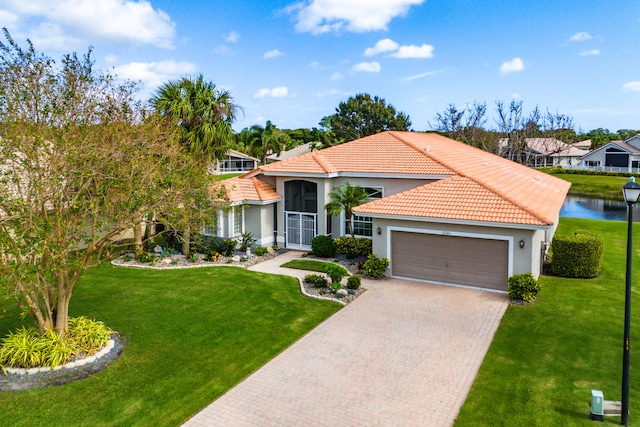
[0,265,340,426]
[456,217,640,426]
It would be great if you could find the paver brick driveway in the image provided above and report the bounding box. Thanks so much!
[184,260,508,427]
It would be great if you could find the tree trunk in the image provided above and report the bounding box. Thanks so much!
[54,290,72,338]
[133,221,143,252]
[182,224,191,256]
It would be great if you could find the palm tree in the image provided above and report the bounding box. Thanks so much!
[325,183,370,241]
[151,75,241,255]
[151,74,240,164]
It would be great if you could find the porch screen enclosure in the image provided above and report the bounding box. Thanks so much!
[284,180,317,249]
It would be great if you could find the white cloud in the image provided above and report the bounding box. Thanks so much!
[364,38,399,56]
[402,68,451,81]
[214,44,233,55]
[623,81,640,92]
[580,49,600,56]
[570,31,592,42]
[351,61,381,73]
[313,88,342,98]
[264,49,284,59]
[112,60,197,90]
[330,71,343,80]
[289,0,424,34]
[390,43,434,59]
[254,86,289,99]
[499,57,524,75]
[1,0,176,49]
[225,31,240,43]
[511,92,522,99]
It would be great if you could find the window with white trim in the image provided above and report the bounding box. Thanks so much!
[344,186,382,238]
[233,206,243,236]
[201,225,217,236]
[585,160,600,167]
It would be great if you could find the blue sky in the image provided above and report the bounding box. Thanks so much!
[2,0,640,133]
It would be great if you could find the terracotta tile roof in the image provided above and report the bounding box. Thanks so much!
[216,177,280,203]
[259,132,454,175]
[350,132,570,225]
[354,176,548,225]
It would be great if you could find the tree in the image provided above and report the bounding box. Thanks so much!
[0,30,217,338]
[328,93,411,141]
[151,75,240,254]
[238,121,289,164]
[151,74,240,164]
[325,183,370,242]
[431,101,499,152]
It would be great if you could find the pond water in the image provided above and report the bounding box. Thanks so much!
[560,195,640,221]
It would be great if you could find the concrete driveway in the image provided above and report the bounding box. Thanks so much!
[184,253,508,426]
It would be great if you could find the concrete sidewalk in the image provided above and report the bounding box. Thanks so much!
[183,252,508,426]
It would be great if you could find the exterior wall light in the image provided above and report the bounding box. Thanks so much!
[519,239,525,249]
[376,227,382,235]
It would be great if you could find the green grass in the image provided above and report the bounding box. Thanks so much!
[550,172,630,199]
[456,217,640,426]
[0,265,340,426]
[210,173,242,182]
[281,259,349,275]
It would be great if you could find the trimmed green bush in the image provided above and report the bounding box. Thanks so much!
[303,273,329,288]
[311,235,336,257]
[254,246,268,256]
[322,262,349,283]
[346,275,361,290]
[363,254,389,279]
[551,230,604,278]
[334,237,372,257]
[507,272,540,303]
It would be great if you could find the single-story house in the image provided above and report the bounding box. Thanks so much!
[501,138,584,167]
[579,135,640,172]
[213,131,570,292]
[266,142,315,163]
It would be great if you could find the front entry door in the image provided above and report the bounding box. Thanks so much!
[286,212,316,250]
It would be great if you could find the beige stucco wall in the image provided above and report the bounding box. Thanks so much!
[244,203,275,246]
[371,218,551,279]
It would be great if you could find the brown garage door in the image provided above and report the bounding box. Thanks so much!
[391,231,509,291]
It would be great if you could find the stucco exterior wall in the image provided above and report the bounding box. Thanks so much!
[244,203,275,246]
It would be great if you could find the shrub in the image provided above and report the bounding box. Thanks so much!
[330,281,342,292]
[208,252,221,262]
[311,235,336,257]
[363,254,389,279]
[136,250,156,263]
[334,237,372,257]
[0,317,113,369]
[346,275,361,290]
[304,273,329,288]
[192,236,237,257]
[239,231,256,251]
[323,262,349,283]
[507,272,541,303]
[254,246,268,256]
[551,230,604,278]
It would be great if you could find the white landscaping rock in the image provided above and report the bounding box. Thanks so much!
[336,289,348,297]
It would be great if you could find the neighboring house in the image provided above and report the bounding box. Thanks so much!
[571,139,592,151]
[214,131,569,292]
[578,135,640,172]
[266,142,315,163]
[212,150,259,174]
[501,138,584,167]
